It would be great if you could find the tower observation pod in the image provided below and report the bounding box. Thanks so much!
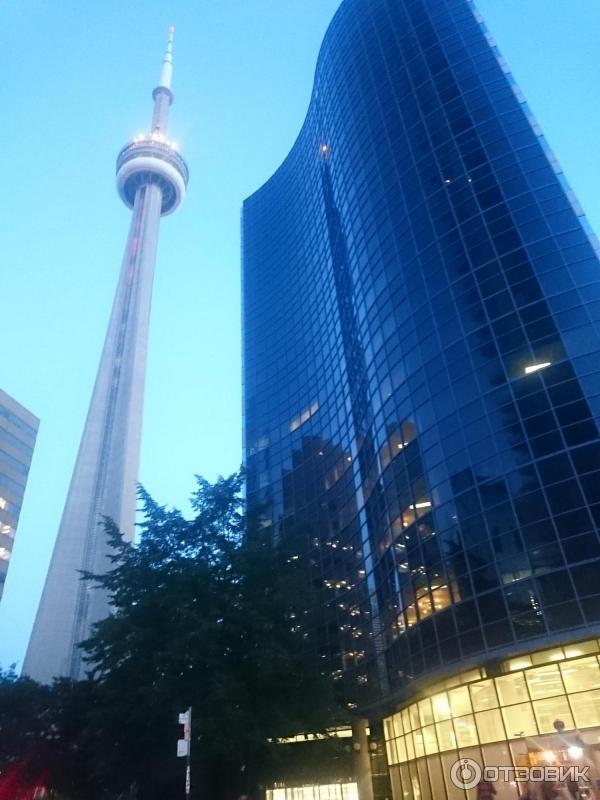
[24,29,188,683]
[117,28,189,216]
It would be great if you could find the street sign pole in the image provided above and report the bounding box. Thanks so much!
[186,707,192,799]
[177,707,192,799]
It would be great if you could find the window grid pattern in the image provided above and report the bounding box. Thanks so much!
[384,638,600,764]
[243,0,600,709]
[0,392,38,601]
[267,784,358,800]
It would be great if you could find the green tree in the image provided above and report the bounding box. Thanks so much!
[77,472,340,800]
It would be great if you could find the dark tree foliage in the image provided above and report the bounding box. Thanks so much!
[0,669,100,799]
[0,473,340,800]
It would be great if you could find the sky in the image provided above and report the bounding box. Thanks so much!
[1,0,599,671]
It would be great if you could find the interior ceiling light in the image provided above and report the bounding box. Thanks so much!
[524,362,551,375]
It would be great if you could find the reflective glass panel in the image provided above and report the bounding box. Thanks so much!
[531,648,564,665]
[475,709,505,743]
[525,665,564,699]
[386,738,398,765]
[564,642,598,658]
[560,657,600,692]
[419,698,435,727]
[436,720,457,751]
[449,686,472,717]
[410,704,421,731]
[470,680,499,711]
[569,689,600,728]
[496,673,529,705]
[532,696,574,733]
[453,714,478,747]
[393,713,404,737]
[413,730,425,759]
[396,736,408,764]
[423,725,439,755]
[432,692,452,722]
[501,702,538,737]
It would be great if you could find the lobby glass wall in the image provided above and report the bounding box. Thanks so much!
[384,638,600,800]
[267,784,358,800]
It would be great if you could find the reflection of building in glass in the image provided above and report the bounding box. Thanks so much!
[243,0,600,795]
[0,389,39,601]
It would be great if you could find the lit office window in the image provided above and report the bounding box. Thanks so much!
[525,665,564,699]
[448,686,471,717]
[495,673,529,705]
[560,657,600,693]
[533,696,574,733]
[470,680,499,711]
[453,715,478,747]
[569,690,600,728]
[476,709,505,743]
[501,702,538,738]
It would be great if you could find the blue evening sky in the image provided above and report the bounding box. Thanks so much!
[1,0,599,671]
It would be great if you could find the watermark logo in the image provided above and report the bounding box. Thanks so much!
[451,758,482,790]
[450,759,590,789]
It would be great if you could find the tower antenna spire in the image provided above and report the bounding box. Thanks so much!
[158,26,175,91]
[152,26,176,132]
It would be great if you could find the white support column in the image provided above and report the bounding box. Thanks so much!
[353,718,375,800]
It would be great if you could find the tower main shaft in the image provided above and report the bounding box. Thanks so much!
[24,30,188,683]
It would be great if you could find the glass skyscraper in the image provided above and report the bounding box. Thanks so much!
[0,389,39,601]
[242,0,600,797]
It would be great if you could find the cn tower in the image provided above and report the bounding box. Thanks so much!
[24,29,188,682]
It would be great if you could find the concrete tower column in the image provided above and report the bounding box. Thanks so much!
[24,29,188,683]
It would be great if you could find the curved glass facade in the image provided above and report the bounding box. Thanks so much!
[242,0,600,714]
